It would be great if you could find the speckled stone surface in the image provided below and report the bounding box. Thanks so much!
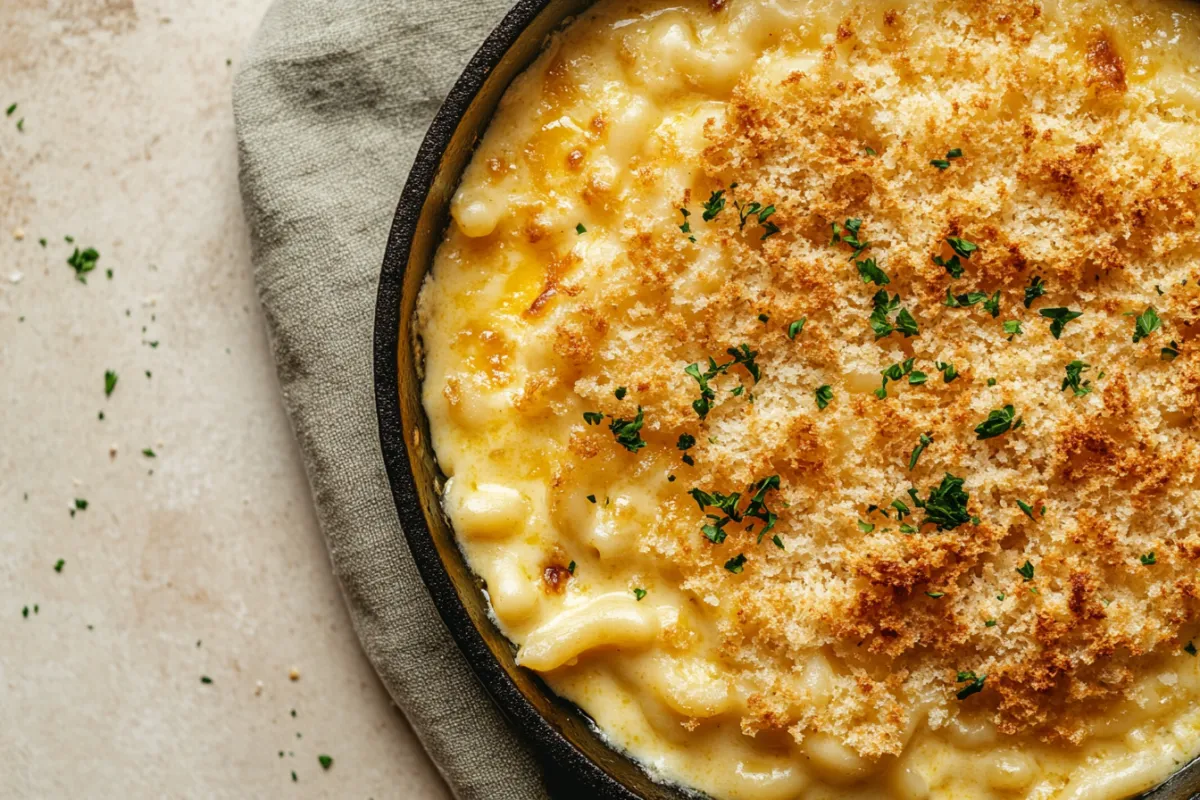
[0,2,452,797]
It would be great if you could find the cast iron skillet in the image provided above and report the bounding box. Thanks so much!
[372,1,1200,797]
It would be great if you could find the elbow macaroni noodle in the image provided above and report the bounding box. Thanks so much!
[417,0,1200,796]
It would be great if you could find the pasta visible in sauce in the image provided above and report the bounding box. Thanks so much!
[416,0,1200,796]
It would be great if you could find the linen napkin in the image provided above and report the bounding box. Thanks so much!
[232,1,552,798]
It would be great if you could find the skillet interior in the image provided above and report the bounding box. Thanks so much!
[371,1,1200,797]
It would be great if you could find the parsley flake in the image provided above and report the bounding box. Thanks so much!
[909,473,971,531]
[856,257,890,286]
[583,411,603,425]
[1061,360,1092,397]
[1024,275,1047,308]
[575,223,586,235]
[787,318,807,340]
[1141,551,1157,566]
[67,247,100,283]
[54,559,65,573]
[1187,641,1197,656]
[1039,307,1083,339]
[1016,499,1035,520]
[955,671,986,699]
[1162,340,1180,362]
[633,587,647,601]
[974,405,1019,440]
[614,386,627,400]
[318,755,333,770]
[815,384,833,410]
[908,433,932,471]
[1003,320,1023,340]
[724,554,747,574]
[104,370,118,398]
[857,519,875,533]
[1133,306,1161,343]
[608,407,646,453]
[1016,560,1035,581]
[935,361,959,383]
[701,190,727,222]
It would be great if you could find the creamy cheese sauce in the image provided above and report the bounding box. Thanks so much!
[416,0,1200,796]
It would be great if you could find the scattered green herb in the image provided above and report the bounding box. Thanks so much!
[908,473,971,531]
[956,671,986,699]
[1003,320,1023,340]
[724,554,747,573]
[1024,275,1046,308]
[1040,307,1083,339]
[67,247,100,283]
[1133,306,1161,343]
[787,318,807,340]
[1061,360,1093,397]
[1141,551,1157,566]
[576,223,586,235]
[815,384,833,410]
[908,433,933,471]
[1016,560,1035,581]
[974,405,1020,440]
[633,588,647,601]
[608,407,646,453]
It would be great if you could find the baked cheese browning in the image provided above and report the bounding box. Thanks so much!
[418,0,1200,797]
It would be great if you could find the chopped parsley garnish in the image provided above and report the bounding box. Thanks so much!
[982,291,1001,318]
[104,370,118,398]
[1024,275,1046,308]
[772,534,784,549]
[200,676,213,684]
[1061,360,1093,397]
[1016,499,1035,520]
[701,190,727,222]
[864,146,877,156]
[1003,320,1023,340]
[815,384,833,410]
[943,289,988,308]
[567,561,576,574]
[733,200,780,239]
[586,494,596,504]
[4,103,15,116]
[633,587,647,601]
[875,358,915,399]
[908,433,932,471]
[830,218,869,258]
[1141,551,1157,566]
[787,318,807,340]
[614,386,627,400]
[1187,642,1198,656]
[956,671,986,699]
[142,448,157,458]
[857,519,875,533]
[985,619,997,627]
[909,370,927,385]
[1132,306,1161,343]
[678,208,695,241]
[974,405,1020,440]
[1016,560,1035,581]
[925,591,945,599]
[724,554,747,573]
[870,291,919,339]
[690,475,781,545]
[684,346,762,418]
[757,313,769,324]
[1162,340,1180,361]
[74,498,88,511]
[608,407,646,452]
[946,237,978,259]
[318,755,333,770]
[677,433,696,451]
[987,378,997,387]
[1039,307,1083,339]
[931,148,964,170]
[934,236,979,277]
[575,223,586,235]
[67,247,100,283]
[583,411,604,425]
[856,257,890,286]
[54,559,65,573]
[908,473,971,531]
[935,361,959,383]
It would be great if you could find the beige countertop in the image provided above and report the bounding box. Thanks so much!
[1,2,453,797]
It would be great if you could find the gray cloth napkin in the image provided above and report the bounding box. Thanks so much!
[232,2,552,798]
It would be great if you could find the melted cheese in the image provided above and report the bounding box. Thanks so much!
[416,0,1200,796]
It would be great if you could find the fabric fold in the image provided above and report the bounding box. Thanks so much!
[233,2,551,798]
